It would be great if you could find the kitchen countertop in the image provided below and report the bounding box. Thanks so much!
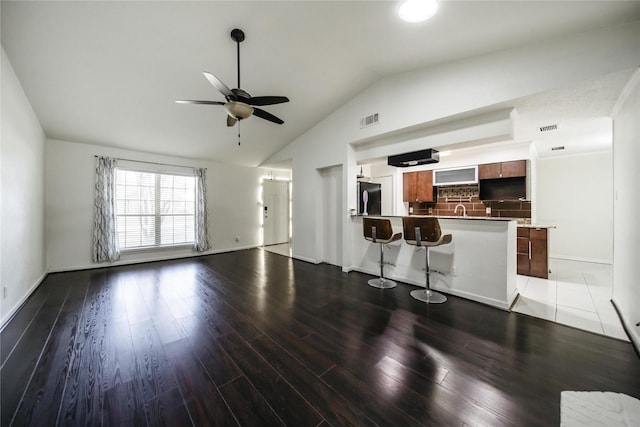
[352,215,555,228]
[352,214,514,222]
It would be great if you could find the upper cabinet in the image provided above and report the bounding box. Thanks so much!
[403,170,436,202]
[478,159,529,201]
[401,160,529,203]
[478,160,526,180]
[433,166,478,186]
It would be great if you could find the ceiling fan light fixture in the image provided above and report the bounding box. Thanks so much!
[225,101,254,120]
[399,0,439,23]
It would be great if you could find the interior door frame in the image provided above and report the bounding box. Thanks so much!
[262,179,291,247]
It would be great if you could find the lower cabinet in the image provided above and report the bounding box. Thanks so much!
[517,227,548,279]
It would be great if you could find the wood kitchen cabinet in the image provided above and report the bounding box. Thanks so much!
[403,170,436,202]
[517,227,548,279]
[479,160,526,180]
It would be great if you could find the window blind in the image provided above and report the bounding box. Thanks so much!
[115,168,196,250]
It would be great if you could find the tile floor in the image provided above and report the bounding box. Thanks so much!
[262,246,629,342]
[513,258,629,341]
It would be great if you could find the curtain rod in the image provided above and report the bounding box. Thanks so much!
[94,155,206,170]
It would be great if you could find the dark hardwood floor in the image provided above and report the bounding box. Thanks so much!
[2,248,639,426]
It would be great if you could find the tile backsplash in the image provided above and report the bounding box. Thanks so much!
[409,184,531,219]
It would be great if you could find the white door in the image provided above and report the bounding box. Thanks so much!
[263,181,289,246]
[320,165,343,266]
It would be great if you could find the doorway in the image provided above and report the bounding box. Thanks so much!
[319,165,343,266]
[262,180,290,250]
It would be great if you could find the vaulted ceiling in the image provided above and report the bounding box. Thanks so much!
[2,1,640,167]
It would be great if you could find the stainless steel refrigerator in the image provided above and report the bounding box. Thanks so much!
[357,182,381,215]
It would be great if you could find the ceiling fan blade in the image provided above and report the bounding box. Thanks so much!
[246,96,289,106]
[227,115,238,127]
[253,108,284,125]
[203,72,235,99]
[175,100,225,105]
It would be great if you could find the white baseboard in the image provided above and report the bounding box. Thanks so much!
[1,271,48,331]
[291,254,319,264]
[47,245,261,273]
[549,255,612,265]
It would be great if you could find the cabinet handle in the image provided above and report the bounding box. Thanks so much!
[528,241,532,260]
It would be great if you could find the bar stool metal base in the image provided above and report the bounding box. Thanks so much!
[368,278,397,289]
[410,288,447,304]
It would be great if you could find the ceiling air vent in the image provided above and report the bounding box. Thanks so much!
[360,113,379,128]
[551,146,565,151]
[539,124,558,132]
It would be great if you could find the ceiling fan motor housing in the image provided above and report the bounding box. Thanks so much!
[230,28,245,43]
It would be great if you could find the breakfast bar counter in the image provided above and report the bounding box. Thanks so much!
[349,215,518,310]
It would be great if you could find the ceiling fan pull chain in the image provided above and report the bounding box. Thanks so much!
[238,121,241,146]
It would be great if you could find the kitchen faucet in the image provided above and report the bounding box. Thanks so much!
[454,203,467,217]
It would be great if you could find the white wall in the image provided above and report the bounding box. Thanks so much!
[264,21,640,266]
[612,69,640,349]
[536,151,614,263]
[1,48,47,325]
[45,139,271,271]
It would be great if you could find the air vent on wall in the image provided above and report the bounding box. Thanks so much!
[539,124,558,132]
[360,113,379,128]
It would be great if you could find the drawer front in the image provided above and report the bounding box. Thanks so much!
[517,227,530,238]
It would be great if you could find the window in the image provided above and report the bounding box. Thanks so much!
[115,168,196,250]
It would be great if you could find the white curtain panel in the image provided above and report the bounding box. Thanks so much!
[193,168,210,252]
[92,156,120,262]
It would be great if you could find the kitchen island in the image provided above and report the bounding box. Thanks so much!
[349,215,518,310]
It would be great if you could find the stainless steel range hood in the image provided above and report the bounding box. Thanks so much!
[387,149,439,167]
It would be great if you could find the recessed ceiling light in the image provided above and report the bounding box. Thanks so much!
[399,0,439,23]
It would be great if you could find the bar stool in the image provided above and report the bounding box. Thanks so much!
[402,216,452,303]
[363,217,402,289]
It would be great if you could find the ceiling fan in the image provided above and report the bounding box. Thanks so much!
[176,28,289,128]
